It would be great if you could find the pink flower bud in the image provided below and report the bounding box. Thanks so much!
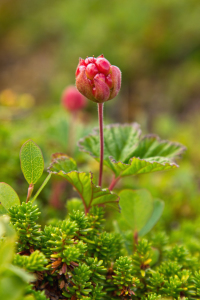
[75,55,121,103]
[61,86,87,111]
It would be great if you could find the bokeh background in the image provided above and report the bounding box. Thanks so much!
[1,0,200,233]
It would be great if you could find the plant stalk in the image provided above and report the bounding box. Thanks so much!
[109,176,120,191]
[98,103,104,187]
[26,184,34,203]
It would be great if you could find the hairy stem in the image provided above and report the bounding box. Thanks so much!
[98,103,104,187]
[109,175,120,191]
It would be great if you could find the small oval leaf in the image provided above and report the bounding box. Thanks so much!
[0,204,8,215]
[20,140,44,184]
[139,198,164,237]
[0,183,20,211]
[119,189,154,232]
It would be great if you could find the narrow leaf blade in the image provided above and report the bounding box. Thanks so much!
[20,140,44,184]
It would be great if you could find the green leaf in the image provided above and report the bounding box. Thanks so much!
[8,265,35,282]
[126,135,186,160]
[0,183,20,211]
[0,215,16,238]
[79,123,141,172]
[53,171,119,211]
[139,198,164,236]
[0,265,34,300]
[49,157,119,211]
[23,296,35,300]
[79,123,186,176]
[0,239,15,267]
[0,275,27,300]
[20,140,44,185]
[109,156,179,177]
[0,204,8,216]
[49,153,78,173]
[119,189,154,232]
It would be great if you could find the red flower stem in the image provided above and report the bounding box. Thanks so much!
[109,175,120,191]
[98,103,104,187]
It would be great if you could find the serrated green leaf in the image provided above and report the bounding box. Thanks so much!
[139,198,164,236]
[53,171,119,211]
[49,157,119,211]
[126,135,186,161]
[49,153,78,173]
[109,156,178,177]
[20,140,44,184]
[0,183,20,211]
[79,123,141,172]
[119,189,154,232]
[79,123,186,176]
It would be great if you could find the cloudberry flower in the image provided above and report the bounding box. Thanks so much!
[75,55,121,103]
[61,86,87,111]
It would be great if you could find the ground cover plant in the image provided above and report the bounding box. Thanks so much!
[1,56,200,300]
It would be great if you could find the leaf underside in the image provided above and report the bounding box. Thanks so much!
[79,123,186,176]
[20,140,44,185]
[48,155,120,211]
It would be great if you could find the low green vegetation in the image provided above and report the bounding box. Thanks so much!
[1,119,200,299]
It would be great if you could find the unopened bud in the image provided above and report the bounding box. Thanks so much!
[75,55,121,103]
[61,86,87,111]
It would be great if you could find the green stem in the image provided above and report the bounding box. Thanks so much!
[31,173,52,203]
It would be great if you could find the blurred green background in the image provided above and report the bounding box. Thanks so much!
[1,0,200,120]
[1,0,200,233]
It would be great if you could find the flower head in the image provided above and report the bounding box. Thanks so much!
[61,86,87,111]
[75,55,121,103]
